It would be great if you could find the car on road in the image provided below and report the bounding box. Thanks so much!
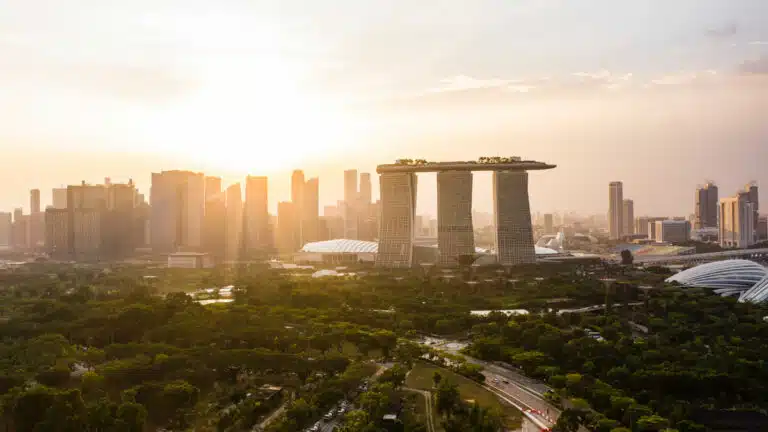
[502,379,509,384]
[323,410,335,421]
[309,423,320,432]
[492,378,500,383]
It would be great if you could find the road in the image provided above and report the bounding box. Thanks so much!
[422,338,558,428]
[318,363,393,432]
[403,387,435,432]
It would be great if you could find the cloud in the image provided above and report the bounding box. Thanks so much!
[572,70,632,89]
[705,22,739,38]
[648,70,718,86]
[431,75,543,93]
[739,56,768,75]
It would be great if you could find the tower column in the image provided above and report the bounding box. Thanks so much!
[437,171,474,266]
[376,172,417,268]
[493,171,535,265]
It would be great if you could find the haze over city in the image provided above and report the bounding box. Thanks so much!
[1,0,768,216]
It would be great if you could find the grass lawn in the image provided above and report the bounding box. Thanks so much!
[406,362,522,429]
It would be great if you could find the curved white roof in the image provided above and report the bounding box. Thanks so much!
[535,246,559,255]
[739,275,768,303]
[666,259,768,295]
[301,239,558,256]
[301,239,378,254]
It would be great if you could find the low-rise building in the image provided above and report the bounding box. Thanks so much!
[654,220,691,243]
[167,252,213,269]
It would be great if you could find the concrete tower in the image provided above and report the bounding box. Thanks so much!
[437,171,474,266]
[493,171,535,266]
[375,172,417,268]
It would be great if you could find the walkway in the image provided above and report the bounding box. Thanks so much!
[403,387,435,432]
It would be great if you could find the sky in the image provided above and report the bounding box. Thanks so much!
[1,0,767,217]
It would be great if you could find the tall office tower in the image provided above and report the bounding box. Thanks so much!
[150,171,205,252]
[608,182,623,240]
[102,181,138,258]
[12,209,28,250]
[301,177,320,243]
[376,172,417,268]
[277,201,299,252]
[493,171,535,266]
[205,176,222,200]
[622,199,634,235]
[719,192,756,248]
[28,189,44,249]
[654,220,691,243]
[45,209,69,257]
[225,183,243,260]
[437,171,474,266]
[543,214,554,234]
[203,191,226,263]
[745,183,759,243]
[244,176,269,254]
[359,173,372,205]
[52,188,68,209]
[291,170,306,244]
[291,170,305,208]
[30,189,40,214]
[344,169,358,204]
[344,169,359,239]
[0,212,11,248]
[694,182,719,229]
[60,182,108,260]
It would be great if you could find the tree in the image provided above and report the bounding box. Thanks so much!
[553,408,583,432]
[432,372,443,388]
[620,250,634,265]
[435,381,460,418]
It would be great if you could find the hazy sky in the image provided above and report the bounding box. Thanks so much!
[1,0,767,217]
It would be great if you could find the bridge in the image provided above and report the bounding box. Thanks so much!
[634,248,768,265]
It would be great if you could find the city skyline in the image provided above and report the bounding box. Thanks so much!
[1,1,767,216]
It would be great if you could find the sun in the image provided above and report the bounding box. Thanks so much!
[139,49,360,175]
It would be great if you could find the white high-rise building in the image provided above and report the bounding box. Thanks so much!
[720,192,756,248]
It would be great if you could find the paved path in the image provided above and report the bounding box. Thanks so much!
[403,387,435,432]
[254,396,291,431]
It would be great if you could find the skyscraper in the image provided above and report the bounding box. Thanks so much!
[150,171,205,252]
[29,189,44,249]
[277,201,299,252]
[244,176,269,254]
[745,182,759,243]
[543,213,553,234]
[225,183,243,260]
[608,182,623,240]
[376,172,417,268]
[102,181,138,258]
[52,188,68,209]
[205,176,222,200]
[291,170,305,209]
[437,171,474,266]
[343,169,359,239]
[695,182,718,229]
[622,199,634,235]
[30,189,40,214]
[344,169,358,205]
[359,173,372,205]
[493,171,535,265]
[0,212,12,248]
[720,191,755,248]
[301,177,320,244]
